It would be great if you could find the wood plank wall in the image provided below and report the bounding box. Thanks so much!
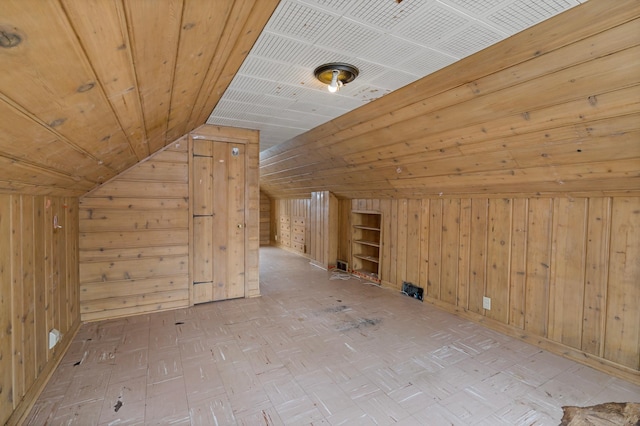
[271,199,310,256]
[79,139,190,322]
[309,191,338,269]
[260,191,271,246]
[341,196,640,383]
[0,195,80,425]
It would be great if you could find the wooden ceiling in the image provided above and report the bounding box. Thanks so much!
[260,0,640,200]
[0,0,279,196]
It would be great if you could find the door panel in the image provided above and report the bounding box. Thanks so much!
[191,139,245,303]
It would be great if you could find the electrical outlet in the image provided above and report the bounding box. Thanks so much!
[483,296,491,310]
[49,329,61,349]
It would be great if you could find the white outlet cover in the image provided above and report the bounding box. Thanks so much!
[483,296,491,310]
[49,329,61,349]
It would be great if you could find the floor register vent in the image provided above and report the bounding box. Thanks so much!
[402,281,423,301]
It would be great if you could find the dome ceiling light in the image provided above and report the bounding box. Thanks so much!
[314,62,359,93]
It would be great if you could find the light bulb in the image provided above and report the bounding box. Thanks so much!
[328,69,339,93]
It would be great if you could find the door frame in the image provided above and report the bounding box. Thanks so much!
[187,124,260,305]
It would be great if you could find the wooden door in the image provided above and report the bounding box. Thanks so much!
[191,139,246,303]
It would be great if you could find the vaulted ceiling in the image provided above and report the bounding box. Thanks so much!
[0,0,637,200]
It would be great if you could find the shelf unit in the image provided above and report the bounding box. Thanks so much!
[351,210,382,284]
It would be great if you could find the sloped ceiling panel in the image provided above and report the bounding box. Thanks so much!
[259,0,640,199]
[0,0,279,196]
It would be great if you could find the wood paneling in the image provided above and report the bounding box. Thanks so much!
[79,124,261,315]
[604,197,640,370]
[0,194,80,426]
[309,191,338,270]
[0,0,278,197]
[260,3,640,199]
[79,138,190,321]
[341,195,640,383]
[260,191,271,246]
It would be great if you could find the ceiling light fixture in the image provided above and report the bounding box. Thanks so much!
[314,62,359,93]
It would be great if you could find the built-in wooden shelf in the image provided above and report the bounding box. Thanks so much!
[351,210,382,284]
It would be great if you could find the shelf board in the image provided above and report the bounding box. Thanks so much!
[352,269,380,283]
[354,239,380,248]
[353,225,381,231]
[354,254,379,264]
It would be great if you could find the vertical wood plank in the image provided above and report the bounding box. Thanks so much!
[396,199,408,288]
[389,200,399,286]
[65,198,79,332]
[485,198,511,323]
[379,199,392,285]
[192,156,213,216]
[212,142,230,301]
[604,197,640,370]
[58,200,69,334]
[441,199,460,306]
[457,199,471,309]
[49,198,60,350]
[427,199,443,299]
[548,198,587,348]
[525,198,553,336]
[227,143,246,299]
[11,196,24,404]
[21,197,36,391]
[509,198,528,329]
[468,198,488,314]
[0,196,13,420]
[405,199,421,285]
[244,132,260,297]
[418,199,430,291]
[582,197,611,357]
[33,197,46,376]
[193,217,213,284]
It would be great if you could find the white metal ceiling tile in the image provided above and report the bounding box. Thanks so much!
[252,32,350,70]
[347,0,426,30]
[238,56,308,85]
[291,101,351,117]
[219,89,265,106]
[315,18,384,56]
[440,0,507,16]
[218,110,303,128]
[370,70,420,92]
[347,84,392,103]
[395,2,470,45]
[437,24,504,58]
[399,48,457,76]
[228,75,280,98]
[487,0,580,33]
[263,94,303,109]
[265,0,338,43]
[345,58,390,83]
[360,35,425,67]
[298,0,355,14]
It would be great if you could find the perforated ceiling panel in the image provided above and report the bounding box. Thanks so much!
[207,0,587,151]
